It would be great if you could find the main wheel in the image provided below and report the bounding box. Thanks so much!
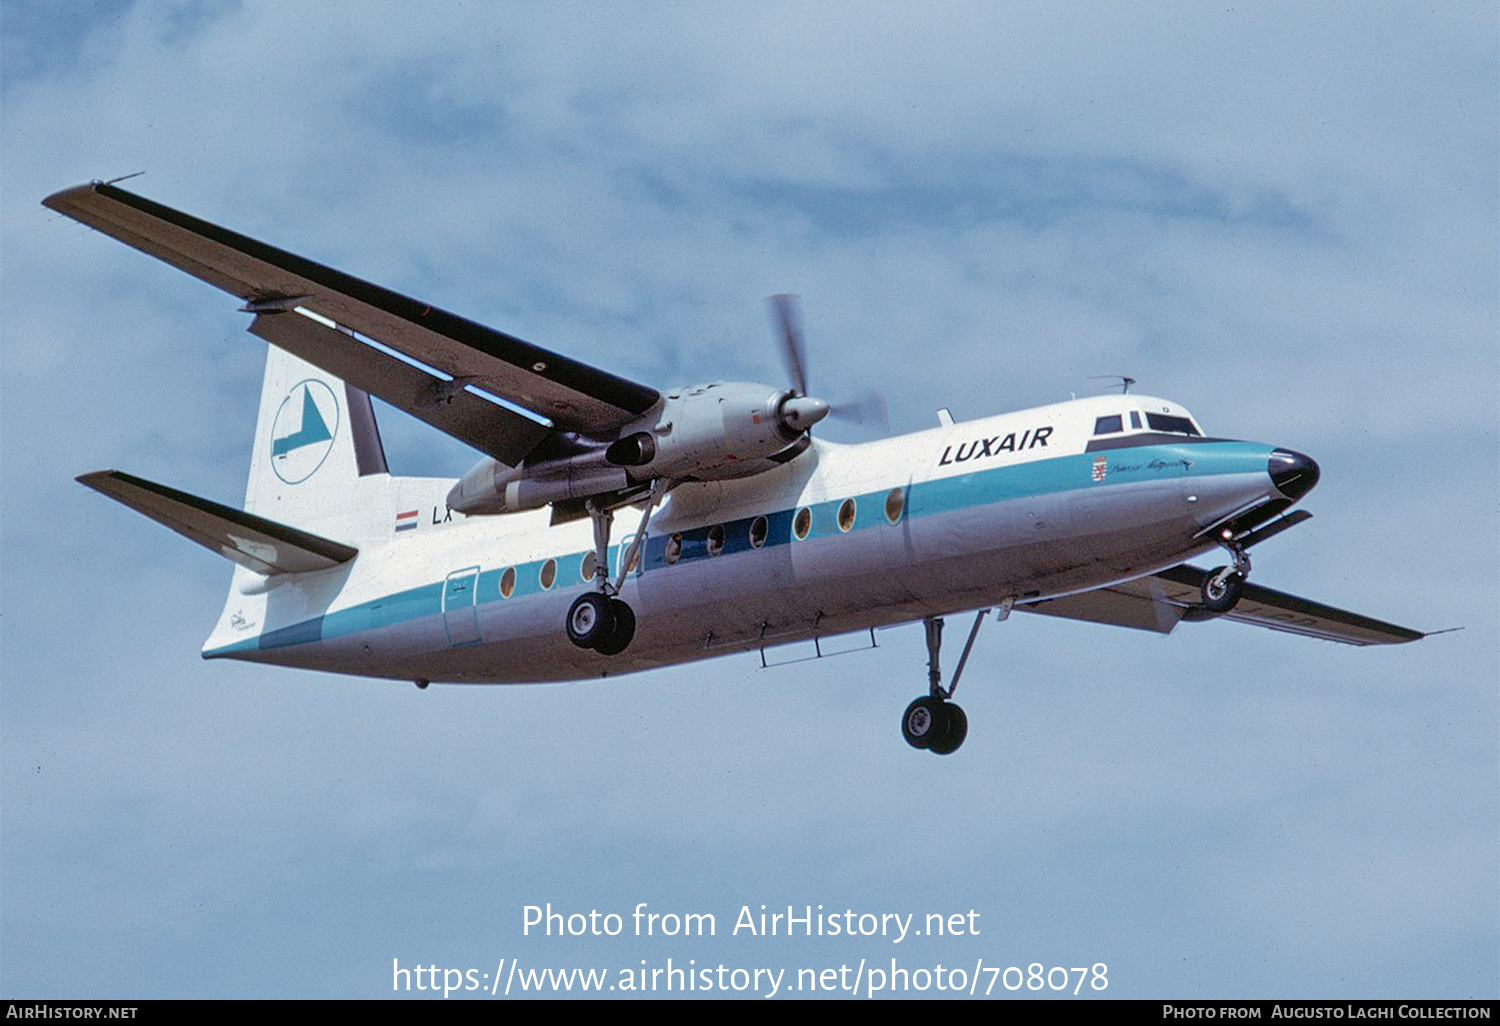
[1200,566,1245,614]
[902,696,949,750]
[592,599,636,656]
[566,592,616,649]
[929,703,968,755]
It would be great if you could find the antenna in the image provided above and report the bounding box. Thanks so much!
[1089,375,1136,395]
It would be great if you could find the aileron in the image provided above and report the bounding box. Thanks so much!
[43,182,661,446]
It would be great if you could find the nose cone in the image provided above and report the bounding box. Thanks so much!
[1269,448,1320,500]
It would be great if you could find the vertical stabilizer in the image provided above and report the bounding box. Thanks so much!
[244,342,387,522]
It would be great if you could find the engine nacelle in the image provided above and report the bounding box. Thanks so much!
[446,381,828,515]
[618,381,827,481]
[447,449,631,515]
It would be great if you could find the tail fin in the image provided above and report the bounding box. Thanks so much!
[243,340,388,521]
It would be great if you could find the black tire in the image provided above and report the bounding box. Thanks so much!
[566,592,616,649]
[1200,567,1245,614]
[593,599,636,656]
[928,703,968,755]
[902,696,949,750]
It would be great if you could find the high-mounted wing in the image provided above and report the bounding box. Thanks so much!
[1020,563,1424,646]
[42,182,661,465]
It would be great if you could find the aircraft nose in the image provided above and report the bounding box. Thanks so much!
[1268,448,1320,500]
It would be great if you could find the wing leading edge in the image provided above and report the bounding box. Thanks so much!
[1019,564,1424,646]
[43,182,661,465]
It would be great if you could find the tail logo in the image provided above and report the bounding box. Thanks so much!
[270,379,340,484]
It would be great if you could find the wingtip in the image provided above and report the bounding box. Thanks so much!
[42,181,103,213]
[43,175,147,211]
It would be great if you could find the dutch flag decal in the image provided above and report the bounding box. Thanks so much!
[395,509,419,533]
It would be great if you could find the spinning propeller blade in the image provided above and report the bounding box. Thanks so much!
[767,294,887,434]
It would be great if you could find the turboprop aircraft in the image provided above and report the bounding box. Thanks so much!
[45,180,1424,755]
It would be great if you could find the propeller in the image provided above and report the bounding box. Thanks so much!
[770,293,809,398]
[768,294,889,433]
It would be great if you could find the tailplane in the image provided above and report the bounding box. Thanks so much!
[76,470,357,575]
[77,342,388,573]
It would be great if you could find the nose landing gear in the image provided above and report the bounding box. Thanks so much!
[1201,530,1252,614]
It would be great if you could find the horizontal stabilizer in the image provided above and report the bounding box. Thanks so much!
[77,470,357,575]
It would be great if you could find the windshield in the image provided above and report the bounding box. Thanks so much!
[1145,412,1200,436]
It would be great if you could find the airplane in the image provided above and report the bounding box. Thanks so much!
[44,180,1425,755]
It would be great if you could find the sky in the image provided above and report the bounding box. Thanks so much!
[2,0,1496,1001]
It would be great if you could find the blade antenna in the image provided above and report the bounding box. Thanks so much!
[1089,375,1136,395]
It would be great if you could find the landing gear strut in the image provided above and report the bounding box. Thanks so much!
[1201,531,1252,614]
[565,484,664,656]
[901,600,1011,755]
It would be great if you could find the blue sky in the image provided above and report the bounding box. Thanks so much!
[2,0,1496,999]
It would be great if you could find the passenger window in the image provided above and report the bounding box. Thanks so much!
[1093,415,1123,435]
[836,498,856,532]
[884,488,905,524]
[793,507,811,541]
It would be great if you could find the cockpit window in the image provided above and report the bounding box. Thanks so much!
[1093,414,1123,435]
[1130,411,1142,429]
[1146,413,1200,436]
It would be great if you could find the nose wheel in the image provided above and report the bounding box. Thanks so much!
[1200,531,1253,614]
[1200,566,1245,613]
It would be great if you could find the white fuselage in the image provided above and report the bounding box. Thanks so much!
[204,394,1284,684]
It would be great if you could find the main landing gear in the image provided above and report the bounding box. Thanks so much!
[565,590,635,656]
[566,486,663,657]
[1200,531,1252,614]
[902,601,1011,756]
